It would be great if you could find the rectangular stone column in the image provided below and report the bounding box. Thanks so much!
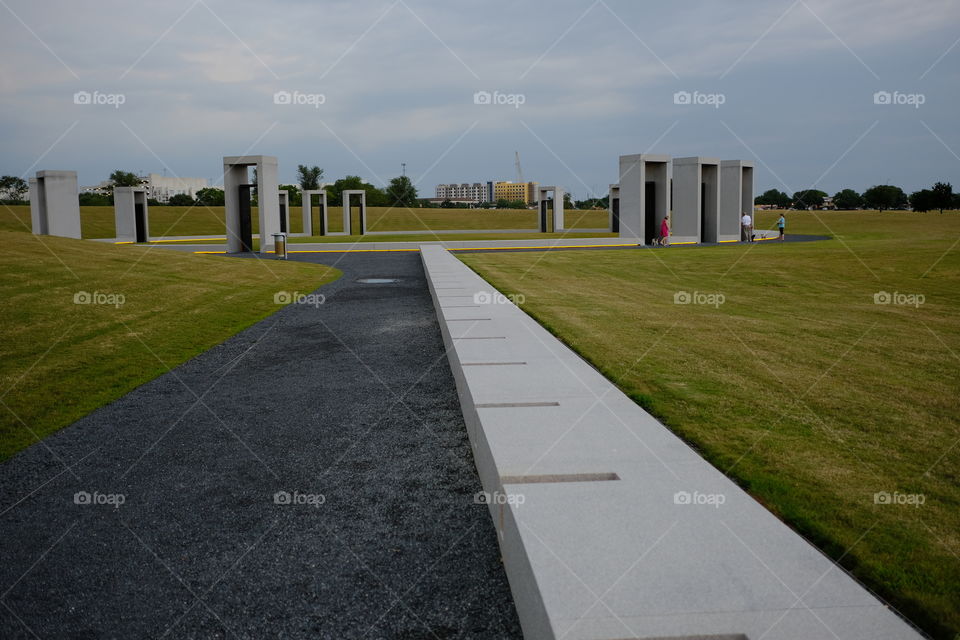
[721,160,755,243]
[223,156,279,254]
[618,155,670,245]
[673,157,720,244]
[114,187,150,242]
[608,184,620,233]
[30,170,81,239]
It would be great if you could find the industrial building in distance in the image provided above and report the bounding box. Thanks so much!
[431,181,540,206]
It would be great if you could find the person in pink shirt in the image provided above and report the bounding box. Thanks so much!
[658,216,670,247]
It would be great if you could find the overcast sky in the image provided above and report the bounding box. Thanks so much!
[1,0,958,199]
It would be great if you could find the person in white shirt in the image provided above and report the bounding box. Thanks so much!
[741,212,753,242]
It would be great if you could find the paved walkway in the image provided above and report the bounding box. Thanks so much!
[419,245,924,640]
[0,253,521,639]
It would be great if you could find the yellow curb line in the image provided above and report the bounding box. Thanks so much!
[191,239,781,255]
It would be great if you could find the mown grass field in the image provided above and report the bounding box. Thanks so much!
[0,204,610,239]
[0,230,340,462]
[459,210,960,639]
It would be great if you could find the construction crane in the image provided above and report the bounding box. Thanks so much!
[515,151,523,183]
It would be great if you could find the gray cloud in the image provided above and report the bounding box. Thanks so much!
[1,0,958,197]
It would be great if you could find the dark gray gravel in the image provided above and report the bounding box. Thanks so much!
[0,252,521,639]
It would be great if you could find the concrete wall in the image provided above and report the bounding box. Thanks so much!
[720,160,754,242]
[30,170,81,239]
[278,190,290,234]
[223,156,279,254]
[607,184,620,233]
[618,154,669,245]
[113,187,149,242]
[301,189,327,236]
[342,190,366,235]
[673,157,720,244]
[537,187,565,232]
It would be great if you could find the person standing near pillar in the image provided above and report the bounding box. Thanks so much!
[741,211,753,242]
[659,216,670,247]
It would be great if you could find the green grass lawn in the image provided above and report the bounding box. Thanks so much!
[0,204,610,239]
[459,210,960,639]
[0,230,340,462]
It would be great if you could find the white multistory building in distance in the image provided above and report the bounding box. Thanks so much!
[147,174,208,202]
[435,183,491,203]
[80,173,209,202]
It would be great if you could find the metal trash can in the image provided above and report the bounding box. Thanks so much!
[273,232,287,259]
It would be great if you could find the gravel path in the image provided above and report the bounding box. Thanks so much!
[0,252,521,639]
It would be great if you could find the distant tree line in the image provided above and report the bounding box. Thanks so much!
[755,181,957,213]
[5,168,957,214]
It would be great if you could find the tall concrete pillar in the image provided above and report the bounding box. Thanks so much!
[721,160,755,243]
[618,154,670,245]
[114,187,150,243]
[342,190,367,235]
[301,189,328,236]
[536,186,565,232]
[673,157,720,244]
[223,156,279,254]
[277,190,290,234]
[30,170,81,239]
[608,184,620,233]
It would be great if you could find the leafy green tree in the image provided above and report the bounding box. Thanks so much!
[109,170,142,189]
[385,175,418,208]
[791,189,828,210]
[296,165,324,191]
[832,189,863,210]
[0,176,28,202]
[279,184,302,206]
[863,185,908,211]
[931,182,953,214]
[327,175,386,206]
[78,192,111,206]
[575,197,607,209]
[754,189,791,208]
[195,187,225,206]
[910,189,936,212]
[168,193,195,206]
